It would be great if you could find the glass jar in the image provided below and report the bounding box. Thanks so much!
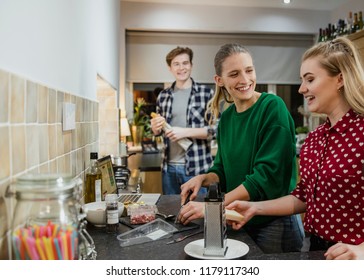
[9,173,80,260]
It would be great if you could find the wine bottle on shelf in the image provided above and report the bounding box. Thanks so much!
[357,11,363,31]
[317,28,323,42]
[348,11,353,34]
[84,152,103,203]
[353,12,360,33]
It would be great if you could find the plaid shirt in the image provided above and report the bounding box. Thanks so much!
[156,78,217,176]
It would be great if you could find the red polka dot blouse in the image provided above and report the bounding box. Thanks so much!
[291,109,364,245]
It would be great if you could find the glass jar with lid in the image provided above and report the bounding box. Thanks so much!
[8,173,81,260]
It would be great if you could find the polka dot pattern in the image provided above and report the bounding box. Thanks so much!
[291,110,364,245]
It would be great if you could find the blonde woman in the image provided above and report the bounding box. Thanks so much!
[226,37,364,260]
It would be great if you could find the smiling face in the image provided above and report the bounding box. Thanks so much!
[214,52,258,112]
[169,53,192,83]
[299,57,344,116]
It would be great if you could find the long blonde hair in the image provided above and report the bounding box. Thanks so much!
[206,43,252,125]
[302,36,364,115]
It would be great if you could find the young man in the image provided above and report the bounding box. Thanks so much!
[151,47,217,195]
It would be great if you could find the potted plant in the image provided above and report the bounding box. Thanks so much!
[131,98,150,146]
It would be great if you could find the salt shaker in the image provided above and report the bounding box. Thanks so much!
[105,194,119,233]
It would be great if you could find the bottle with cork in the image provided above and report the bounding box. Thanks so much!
[84,152,103,203]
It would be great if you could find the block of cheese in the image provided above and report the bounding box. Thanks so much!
[225,209,244,222]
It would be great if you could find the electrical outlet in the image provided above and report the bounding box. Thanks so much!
[63,102,76,131]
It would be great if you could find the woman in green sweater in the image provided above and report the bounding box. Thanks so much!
[177,43,304,253]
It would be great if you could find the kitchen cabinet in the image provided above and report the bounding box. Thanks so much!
[127,150,162,194]
[348,29,364,59]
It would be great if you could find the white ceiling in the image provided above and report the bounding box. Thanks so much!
[121,0,351,11]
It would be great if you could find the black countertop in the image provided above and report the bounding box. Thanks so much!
[87,195,325,260]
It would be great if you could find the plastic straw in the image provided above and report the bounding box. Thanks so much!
[35,238,46,260]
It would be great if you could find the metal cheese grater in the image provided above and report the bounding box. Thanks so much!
[203,183,227,257]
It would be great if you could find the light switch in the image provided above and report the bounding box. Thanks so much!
[63,102,76,131]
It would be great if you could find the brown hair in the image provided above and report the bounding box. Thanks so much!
[166,46,193,66]
[206,43,252,124]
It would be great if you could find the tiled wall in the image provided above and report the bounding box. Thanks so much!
[0,68,102,259]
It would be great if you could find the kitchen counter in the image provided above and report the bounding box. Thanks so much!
[87,195,325,260]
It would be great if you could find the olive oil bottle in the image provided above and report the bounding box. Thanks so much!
[84,152,103,203]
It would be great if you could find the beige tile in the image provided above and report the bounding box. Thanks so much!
[48,88,57,124]
[26,125,40,169]
[0,70,9,123]
[26,80,37,123]
[56,124,64,156]
[0,127,10,180]
[38,85,48,123]
[39,162,49,173]
[70,151,77,176]
[64,93,71,103]
[39,124,49,164]
[94,102,99,121]
[10,74,25,123]
[76,148,84,176]
[84,99,90,122]
[63,130,72,154]
[56,91,64,123]
[63,153,71,174]
[11,126,26,175]
[48,124,57,160]
[76,96,83,122]
[49,159,57,173]
[57,155,66,173]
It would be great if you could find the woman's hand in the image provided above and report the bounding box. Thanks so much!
[225,200,258,230]
[325,242,364,260]
[180,175,204,203]
[178,201,205,225]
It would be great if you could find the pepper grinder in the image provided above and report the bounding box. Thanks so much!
[203,183,227,257]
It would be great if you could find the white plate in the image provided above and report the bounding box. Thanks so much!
[184,238,249,260]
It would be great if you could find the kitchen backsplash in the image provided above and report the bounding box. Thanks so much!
[0,68,105,259]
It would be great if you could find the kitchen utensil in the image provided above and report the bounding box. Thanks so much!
[156,212,175,220]
[166,229,203,244]
[174,190,192,224]
[184,239,249,259]
[204,183,227,257]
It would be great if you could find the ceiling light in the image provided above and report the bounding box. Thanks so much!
[283,0,291,4]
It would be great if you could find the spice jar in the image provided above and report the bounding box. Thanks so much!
[105,194,119,233]
[8,173,80,260]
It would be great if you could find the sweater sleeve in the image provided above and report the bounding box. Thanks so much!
[243,101,297,201]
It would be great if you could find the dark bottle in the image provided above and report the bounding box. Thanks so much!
[84,152,103,203]
[331,24,337,39]
[317,28,323,43]
[353,12,360,33]
[106,194,119,233]
[359,11,363,31]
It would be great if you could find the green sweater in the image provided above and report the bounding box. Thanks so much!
[209,92,297,225]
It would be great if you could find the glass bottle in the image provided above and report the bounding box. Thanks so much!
[348,11,353,34]
[358,11,363,31]
[8,173,80,260]
[353,12,359,33]
[84,152,103,203]
[105,194,119,234]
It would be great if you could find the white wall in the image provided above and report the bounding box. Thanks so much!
[331,0,364,23]
[0,0,120,100]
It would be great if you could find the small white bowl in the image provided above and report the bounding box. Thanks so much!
[83,201,124,227]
